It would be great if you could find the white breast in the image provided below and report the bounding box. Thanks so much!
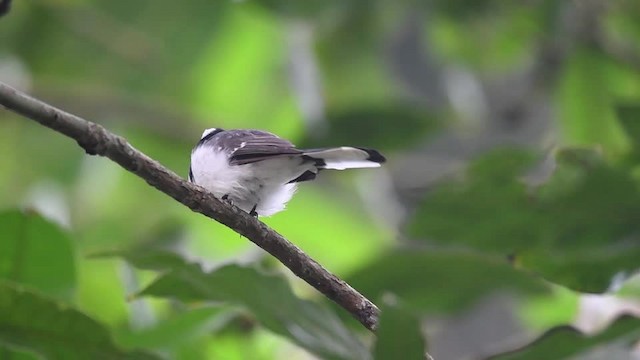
[190,146,246,199]
[190,146,307,216]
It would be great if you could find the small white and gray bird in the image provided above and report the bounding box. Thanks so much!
[189,128,386,217]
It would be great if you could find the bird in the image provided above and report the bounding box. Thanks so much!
[188,128,386,217]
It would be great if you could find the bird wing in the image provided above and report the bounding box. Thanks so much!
[227,130,302,165]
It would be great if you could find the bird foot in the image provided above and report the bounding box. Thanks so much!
[221,194,233,205]
[249,204,258,218]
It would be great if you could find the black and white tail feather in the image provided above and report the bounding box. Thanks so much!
[189,128,385,217]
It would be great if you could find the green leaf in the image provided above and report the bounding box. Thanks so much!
[524,153,640,292]
[488,315,640,360]
[407,148,640,293]
[373,303,426,360]
[536,163,640,252]
[616,103,640,147]
[347,249,549,314]
[117,250,370,360]
[116,307,237,351]
[0,346,39,360]
[516,247,640,294]
[407,149,539,253]
[0,209,76,300]
[557,49,629,152]
[0,281,159,360]
[552,147,604,169]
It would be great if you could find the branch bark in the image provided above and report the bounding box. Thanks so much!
[0,81,380,332]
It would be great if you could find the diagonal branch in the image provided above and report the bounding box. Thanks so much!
[0,81,380,332]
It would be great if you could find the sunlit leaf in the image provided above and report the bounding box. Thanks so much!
[194,329,298,360]
[0,209,76,300]
[519,285,579,332]
[190,5,302,139]
[0,281,158,360]
[557,49,629,152]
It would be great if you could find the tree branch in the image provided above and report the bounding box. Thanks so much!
[0,81,380,332]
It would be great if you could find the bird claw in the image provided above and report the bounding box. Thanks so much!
[221,195,258,217]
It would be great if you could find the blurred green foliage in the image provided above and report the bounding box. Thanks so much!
[373,303,425,360]
[490,316,640,360]
[0,281,159,359]
[0,210,75,300]
[408,147,640,293]
[1,0,640,359]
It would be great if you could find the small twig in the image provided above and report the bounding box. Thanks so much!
[0,81,380,332]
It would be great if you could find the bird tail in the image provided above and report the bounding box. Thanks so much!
[302,147,386,170]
